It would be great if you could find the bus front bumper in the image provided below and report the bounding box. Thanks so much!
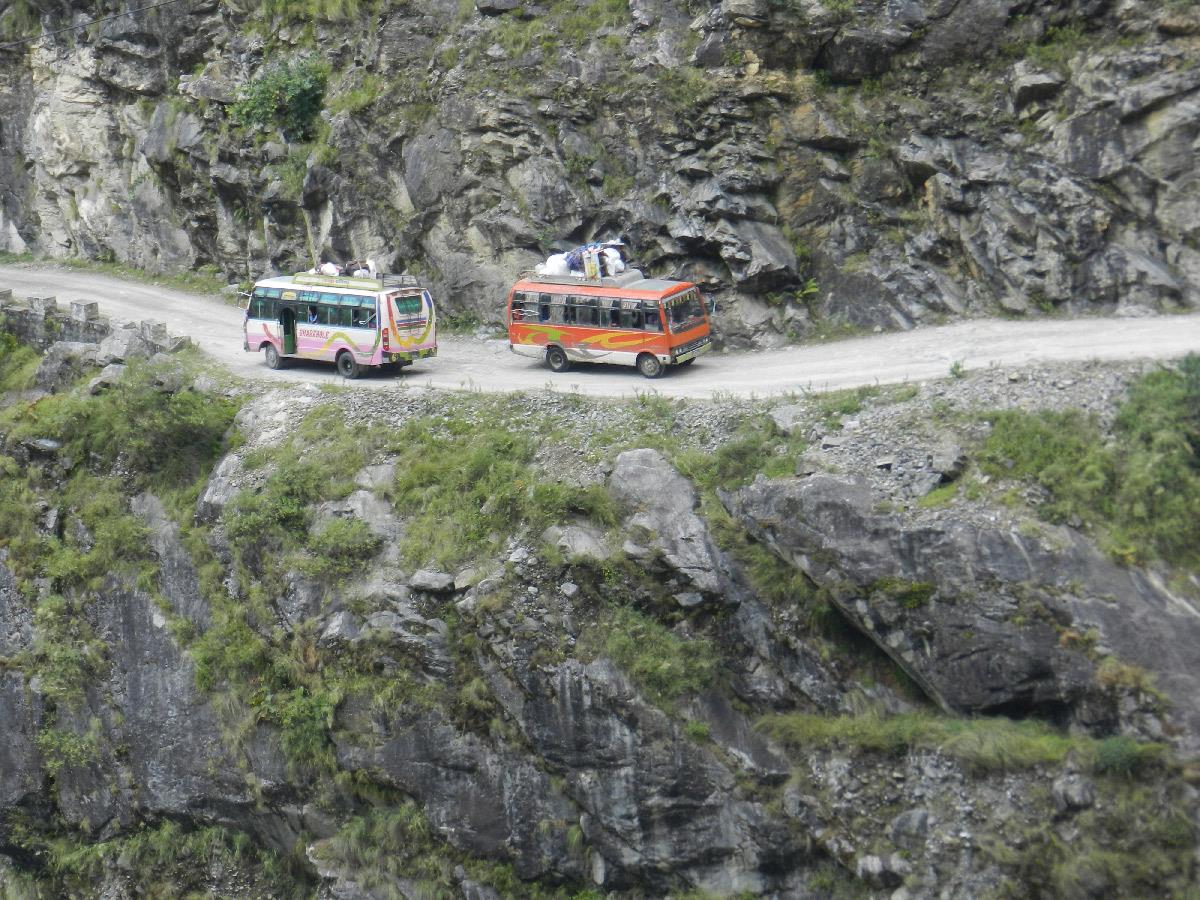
[672,338,713,364]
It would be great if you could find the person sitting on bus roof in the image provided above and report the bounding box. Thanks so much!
[308,306,319,323]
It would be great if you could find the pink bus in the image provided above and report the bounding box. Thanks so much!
[242,272,436,378]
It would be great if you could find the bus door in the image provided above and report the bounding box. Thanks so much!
[280,306,297,354]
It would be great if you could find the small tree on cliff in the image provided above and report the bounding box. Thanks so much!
[231,56,329,143]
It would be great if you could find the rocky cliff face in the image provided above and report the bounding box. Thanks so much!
[0,0,1197,343]
[1,328,1197,897]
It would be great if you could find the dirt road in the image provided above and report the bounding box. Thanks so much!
[4,264,1199,399]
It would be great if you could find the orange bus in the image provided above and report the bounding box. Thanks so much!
[505,270,713,378]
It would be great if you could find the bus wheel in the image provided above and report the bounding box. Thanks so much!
[337,351,361,379]
[264,343,284,369]
[637,353,664,379]
[546,346,570,373]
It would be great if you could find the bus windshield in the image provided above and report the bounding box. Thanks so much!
[665,290,706,333]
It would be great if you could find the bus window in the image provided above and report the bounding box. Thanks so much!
[667,290,705,333]
[335,306,353,328]
[644,303,662,331]
[249,294,274,320]
[619,308,643,329]
[563,303,577,324]
[549,297,566,324]
[359,305,377,330]
[392,293,421,317]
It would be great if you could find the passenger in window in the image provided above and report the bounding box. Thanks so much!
[308,305,319,324]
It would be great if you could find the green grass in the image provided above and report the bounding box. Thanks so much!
[225,404,380,549]
[26,594,108,707]
[812,385,878,430]
[0,355,240,489]
[977,356,1200,569]
[601,605,719,705]
[314,802,603,899]
[0,331,39,391]
[760,710,1165,775]
[40,475,157,592]
[675,415,804,492]
[326,72,384,114]
[0,0,38,40]
[385,420,617,568]
[300,517,383,580]
[868,577,935,609]
[6,816,310,897]
[0,454,41,582]
[988,779,1197,898]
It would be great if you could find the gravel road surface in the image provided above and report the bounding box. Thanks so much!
[4,264,1199,399]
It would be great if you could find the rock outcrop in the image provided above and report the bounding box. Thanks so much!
[2,337,1197,896]
[0,1,1195,344]
[727,473,1200,751]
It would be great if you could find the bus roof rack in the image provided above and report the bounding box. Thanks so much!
[382,273,420,288]
[517,269,647,287]
[288,271,423,291]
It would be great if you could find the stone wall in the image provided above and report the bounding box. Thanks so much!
[0,287,192,358]
[0,289,111,350]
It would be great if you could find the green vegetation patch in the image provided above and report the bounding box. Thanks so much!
[40,475,156,593]
[675,414,804,493]
[226,404,379,550]
[314,803,602,900]
[55,257,227,295]
[978,356,1200,570]
[868,577,935,609]
[0,355,239,490]
[986,777,1197,898]
[386,420,617,569]
[760,710,1165,775]
[231,56,330,141]
[26,595,107,707]
[812,385,879,431]
[301,517,383,581]
[601,605,719,705]
[0,0,37,39]
[0,454,41,582]
[6,816,310,897]
[0,331,39,392]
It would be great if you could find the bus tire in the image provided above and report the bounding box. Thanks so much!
[264,343,283,369]
[637,353,664,379]
[337,351,361,379]
[546,346,570,373]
